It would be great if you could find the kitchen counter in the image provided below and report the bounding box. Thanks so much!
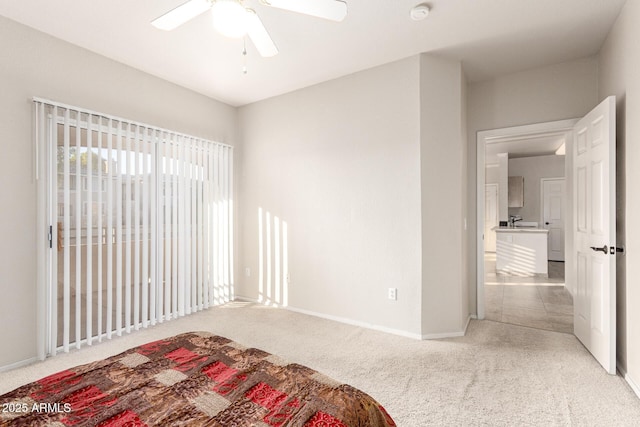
[493,227,548,276]
[492,226,549,234]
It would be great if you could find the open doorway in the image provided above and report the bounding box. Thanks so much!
[483,253,571,332]
[477,97,617,375]
[476,119,579,333]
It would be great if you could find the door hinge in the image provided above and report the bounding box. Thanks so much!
[48,225,52,249]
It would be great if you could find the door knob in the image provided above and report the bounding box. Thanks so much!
[545,222,550,225]
[590,245,608,254]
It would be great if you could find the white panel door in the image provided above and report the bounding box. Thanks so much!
[573,96,616,374]
[484,184,498,252]
[542,178,565,261]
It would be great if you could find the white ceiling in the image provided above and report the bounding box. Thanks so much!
[0,0,627,107]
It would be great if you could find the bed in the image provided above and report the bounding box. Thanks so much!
[0,332,395,426]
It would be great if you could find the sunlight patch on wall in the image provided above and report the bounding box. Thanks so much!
[258,207,289,307]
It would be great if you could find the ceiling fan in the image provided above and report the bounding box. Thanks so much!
[152,0,348,57]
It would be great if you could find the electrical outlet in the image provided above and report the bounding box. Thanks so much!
[388,288,397,301]
[245,268,251,277]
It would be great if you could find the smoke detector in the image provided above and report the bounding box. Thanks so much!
[410,4,430,21]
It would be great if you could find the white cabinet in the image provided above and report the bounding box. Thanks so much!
[508,176,524,207]
[494,228,548,276]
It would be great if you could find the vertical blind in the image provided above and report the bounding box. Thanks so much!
[34,99,233,358]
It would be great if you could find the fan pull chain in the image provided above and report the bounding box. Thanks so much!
[242,38,248,74]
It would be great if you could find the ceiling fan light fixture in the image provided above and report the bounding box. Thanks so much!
[152,0,347,58]
[410,4,430,21]
[152,0,212,30]
[211,0,248,38]
[246,9,278,57]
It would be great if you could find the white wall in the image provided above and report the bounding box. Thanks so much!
[419,55,469,336]
[467,57,599,314]
[0,17,238,368]
[508,154,565,223]
[238,57,423,336]
[598,0,640,392]
[239,54,469,339]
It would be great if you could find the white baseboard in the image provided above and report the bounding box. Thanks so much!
[234,296,265,305]
[627,374,640,399]
[618,363,640,400]
[285,305,423,340]
[234,296,470,341]
[421,331,465,339]
[0,357,38,373]
[465,314,474,331]
[420,315,473,340]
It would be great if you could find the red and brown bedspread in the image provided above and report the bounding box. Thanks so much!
[0,332,395,426]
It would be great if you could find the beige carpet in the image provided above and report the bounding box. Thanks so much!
[1,302,640,426]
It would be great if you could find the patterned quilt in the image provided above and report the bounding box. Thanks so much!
[0,332,396,426]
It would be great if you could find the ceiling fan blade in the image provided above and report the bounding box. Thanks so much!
[151,0,212,31]
[246,10,278,57]
[262,0,347,22]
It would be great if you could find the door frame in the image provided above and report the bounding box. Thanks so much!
[540,177,566,262]
[476,119,578,319]
[484,183,499,253]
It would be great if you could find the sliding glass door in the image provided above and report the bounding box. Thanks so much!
[35,99,233,357]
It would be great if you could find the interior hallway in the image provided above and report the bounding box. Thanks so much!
[484,252,573,333]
